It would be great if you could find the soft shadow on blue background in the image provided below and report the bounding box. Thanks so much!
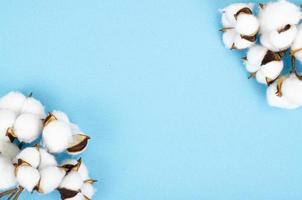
[1,0,302,199]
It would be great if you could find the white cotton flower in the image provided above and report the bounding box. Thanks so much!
[220,3,258,50]
[0,109,17,141]
[0,155,17,190]
[266,81,299,109]
[43,120,73,153]
[21,97,45,118]
[0,141,19,160]
[221,3,254,27]
[281,74,302,105]
[60,171,84,191]
[16,165,40,192]
[235,13,259,36]
[39,148,57,169]
[15,147,40,168]
[0,91,26,113]
[38,166,66,194]
[260,25,298,51]
[13,113,43,143]
[291,25,302,63]
[81,182,95,199]
[244,45,283,84]
[258,0,302,33]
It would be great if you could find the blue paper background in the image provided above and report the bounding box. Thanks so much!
[1,0,302,199]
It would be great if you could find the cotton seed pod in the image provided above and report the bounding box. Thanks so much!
[38,166,66,194]
[13,113,43,143]
[15,147,40,168]
[21,97,46,118]
[291,25,302,63]
[0,109,17,141]
[61,159,89,181]
[52,110,70,124]
[0,141,20,160]
[43,120,73,153]
[0,91,26,113]
[15,163,40,192]
[81,182,96,200]
[244,45,283,85]
[0,155,17,190]
[67,134,90,155]
[280,73,302,106]
[220,3,254,27]
[258,0,302,33]
[63,192,86,200]
[39,148,57,169]
[260,25,298,52]
[59,171,84,199]
[266,78,299,109]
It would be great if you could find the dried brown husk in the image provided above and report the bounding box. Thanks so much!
[43,112,57,127]
[67,134,90,154]
[58,188,79,199]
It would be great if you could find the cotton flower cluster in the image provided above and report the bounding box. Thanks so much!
[220,0,302,109]
[0,91,96,199]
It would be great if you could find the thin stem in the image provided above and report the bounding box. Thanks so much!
[291,56,297,74]
[7,190,18,200]
[13,187,23,200]
[0,188,17,198]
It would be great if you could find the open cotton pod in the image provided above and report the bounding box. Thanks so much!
[266,74,302,109]
[244,45,283,85]
[15,161,40,192]
[81,181,96,200]
[43,111,90,154]
[13,113,43,143]
[220,3,259,50]
[0,155,17,190]
[58,171,84,199]
[258,0,301,51]
[37,166,66,194]
[0,141,19,160]
[61,159,89,181]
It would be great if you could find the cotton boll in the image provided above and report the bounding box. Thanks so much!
[266,82,299,109]
[81,183,95,199]
[221,3,253,27]
[245,45,268,72]
[60,171,84,191]
[16,147,40,168]
[0,109,17,141]
[43,121,73,153]
[0,141,19,160]
[39,148,57,169]
[0,91,26,113]
[260,61,283,80]
[259,0,302,33]
[0,155,17,190]
[268,25,297,51]
[282,74,302,105]
[235,13,259,36]
[16,165,40,192]
[14,113,43,143]
[21,97,46,118]
[52,110,70,124]
[65,193,86,200]
[38,166,66,194]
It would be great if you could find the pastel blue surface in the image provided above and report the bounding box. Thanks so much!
[1,0,302,199]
